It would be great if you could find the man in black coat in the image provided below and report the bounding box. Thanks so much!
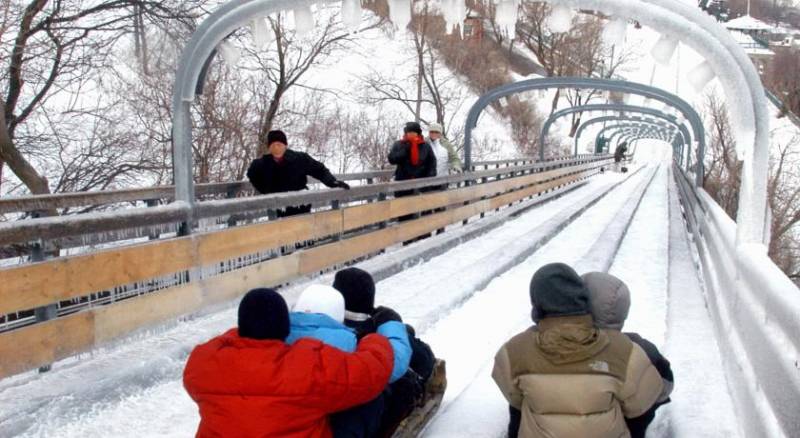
[614,141,629,163]
[388,122,437,198]
[330,267,436,438]
[246,130,350,217]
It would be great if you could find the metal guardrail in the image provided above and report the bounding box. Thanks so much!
[673,163,800,438]
[0,157,598,216]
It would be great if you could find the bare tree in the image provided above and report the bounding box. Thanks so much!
[247,11,379,156]
[1,0,197,196]
[765,47,800,119]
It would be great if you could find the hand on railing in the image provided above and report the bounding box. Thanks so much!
[334,181,351,190]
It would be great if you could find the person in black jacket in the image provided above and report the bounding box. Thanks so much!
[388,122,437,198]
[246,130,350,217]
[582,271,674,438]
[330,267,436,438]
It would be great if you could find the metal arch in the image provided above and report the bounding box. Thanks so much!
[609,125,677,145]
[576,115,682,155]
[603,126,678,151]
[605,122,676,140]
[463,77,704,187]
[539,103,694,158]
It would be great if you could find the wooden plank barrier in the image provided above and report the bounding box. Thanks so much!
[0,161,608,378]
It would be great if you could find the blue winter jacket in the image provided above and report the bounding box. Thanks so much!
[286,312,357,353]
[286,313,412,383]
[376,320,413,383]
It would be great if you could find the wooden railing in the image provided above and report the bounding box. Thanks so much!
[0,156,597,216]
[0,155,611,378]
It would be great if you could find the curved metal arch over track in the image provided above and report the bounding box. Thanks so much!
[462,77,704,187]
[604,123,677,145]
[610,127,675,145]
[576,116,682,158]
[539,103,694,156]
[594,120,679,148]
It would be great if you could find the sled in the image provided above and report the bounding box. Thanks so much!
[391,359,448,438]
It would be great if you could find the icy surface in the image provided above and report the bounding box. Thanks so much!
[546,4,574,34]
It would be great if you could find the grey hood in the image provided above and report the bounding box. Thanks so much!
[582,272,631,330]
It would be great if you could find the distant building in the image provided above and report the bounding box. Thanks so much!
[462,13,483,43]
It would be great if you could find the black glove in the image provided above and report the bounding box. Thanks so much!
[334,180,351,190]
[372,306,402,325]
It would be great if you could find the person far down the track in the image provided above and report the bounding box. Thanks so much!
[331,267,438,437]
[246,129,351,218]
[493,263,665,438]
[182,287,410,438]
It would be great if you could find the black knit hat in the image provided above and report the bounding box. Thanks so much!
[529,263,590,322]
[333,267,376,314]
[266,130,288,146]
[238,288,290,340]
[403,122,423,136]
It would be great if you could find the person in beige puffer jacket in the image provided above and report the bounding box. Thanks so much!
[492,263,664,438]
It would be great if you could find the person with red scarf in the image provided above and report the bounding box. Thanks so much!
[388,122,437,198]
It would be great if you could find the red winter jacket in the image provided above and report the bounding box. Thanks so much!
[183,328,393,438]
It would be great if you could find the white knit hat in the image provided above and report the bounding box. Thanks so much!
[294,284,346,323]
[428,122,444,133]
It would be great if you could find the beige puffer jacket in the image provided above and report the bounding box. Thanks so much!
[492,315,664,438]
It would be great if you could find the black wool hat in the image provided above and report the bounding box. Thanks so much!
[238,288,290,340]
[333,267,376,314]
[403,122,423,136]
[266,130,288,146]
[529,263,591,322]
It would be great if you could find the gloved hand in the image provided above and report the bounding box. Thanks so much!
[373,306,402,325]
[334,180,351,190]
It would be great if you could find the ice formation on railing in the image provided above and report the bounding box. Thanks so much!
[388,0,412,31]
[602,17,627,47]
[293,4,315,38]
[547,4,574,33]
[341,0,363,33]
[250,17,273,49]
[650,34,678,65]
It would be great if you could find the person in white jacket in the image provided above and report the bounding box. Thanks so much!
[426,122,462,177]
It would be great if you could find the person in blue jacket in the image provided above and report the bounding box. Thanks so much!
[288,284,412,384]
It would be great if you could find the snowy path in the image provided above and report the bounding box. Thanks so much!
[424,160,739,437]
[0,171,627,437]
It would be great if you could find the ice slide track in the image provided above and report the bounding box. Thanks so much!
[0,166,660,437]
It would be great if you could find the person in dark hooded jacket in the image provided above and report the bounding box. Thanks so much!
[492,263,664,438]
[247,130,351,217]
[330,267,436,437]
[583,272,674,438]
[614,142,629,163]
[388,122,437,198]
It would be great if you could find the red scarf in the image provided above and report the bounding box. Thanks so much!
[407,135,423,166]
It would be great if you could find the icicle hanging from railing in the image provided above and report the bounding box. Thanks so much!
[218,42,241,67]
[495,0,519,38]
[341,0,363,33]
[388,0,412,32]
[602,17,627,47]
[441,0,467,36]
[547,4,574,33]
[294,4,316,38]
[651,34,679,65]
[250,17,273,50]
[688,60,716,93]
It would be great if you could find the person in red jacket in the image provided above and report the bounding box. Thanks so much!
[183,288,395,438]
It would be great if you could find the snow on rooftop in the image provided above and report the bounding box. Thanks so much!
[724,14,774,32]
